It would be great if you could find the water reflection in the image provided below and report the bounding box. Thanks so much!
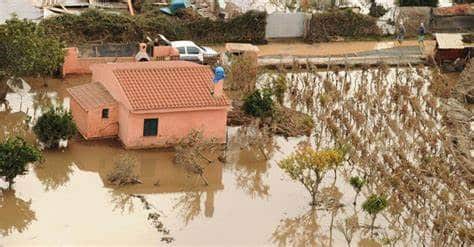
[41,140,224,222]
[34,150,75,191]
[173,190,216,225]
[226,127,276,199]
[109,190,136,214]
[271,209,328,247]
[0,189,36,236]
[234,150,270,199]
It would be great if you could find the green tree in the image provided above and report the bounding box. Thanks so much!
[0,137,42,189]
[33,107,77,149]
[271,73,288,105]
[362,194,388,235]
[350,176,366,206]
[0,16,64,100]
[243,89,274,118]
[278,146,343,206]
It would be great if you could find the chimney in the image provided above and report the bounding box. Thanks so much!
[212,66,225,97]
[135,43,150,62]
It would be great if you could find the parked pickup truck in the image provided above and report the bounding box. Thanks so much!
[158,34,219,64]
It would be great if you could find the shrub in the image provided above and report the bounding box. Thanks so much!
[243,89,274,118]
[107,154,141,186]
[350,176,365,192]
[304,10,382,43]
[225,53,258,94]
[40,9,267,45]
[271,74,288,105]
[0,137,42,188]
[33,107,77,149]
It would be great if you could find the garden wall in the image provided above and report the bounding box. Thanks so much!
[431,15,474,33]
[62,47,134,76]
[265,12,310,39]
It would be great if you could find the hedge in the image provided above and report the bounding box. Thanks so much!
[304,10,382,43]
[40,9,267,45]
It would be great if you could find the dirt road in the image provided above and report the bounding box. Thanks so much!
[211,39,436,57]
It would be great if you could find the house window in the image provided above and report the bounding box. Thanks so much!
[102,108,109,119]
[143,118,158,136]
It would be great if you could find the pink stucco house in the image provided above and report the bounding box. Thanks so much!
[67,61,230,149]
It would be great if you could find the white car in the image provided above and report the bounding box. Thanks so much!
[158,35,218,64]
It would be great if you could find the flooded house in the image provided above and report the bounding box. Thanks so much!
[67,61,230,149]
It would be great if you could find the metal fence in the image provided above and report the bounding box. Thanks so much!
[77,43,139,58]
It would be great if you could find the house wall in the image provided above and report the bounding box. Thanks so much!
[92,66,132,110]
[118,103,131,145]
[70,97,89,138]
[120,108,228,149]
[85,105,119,139]
[435,49,466,62]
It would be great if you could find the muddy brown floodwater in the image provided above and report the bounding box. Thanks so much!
[0,70,463,246]
[0,75,335,245]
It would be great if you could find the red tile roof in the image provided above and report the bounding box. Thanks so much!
[105,61,230,111]
[67,82,116,110]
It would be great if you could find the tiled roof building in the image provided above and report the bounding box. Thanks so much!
[68,61,230,149]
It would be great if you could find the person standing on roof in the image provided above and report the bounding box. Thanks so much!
[418,23,426,48]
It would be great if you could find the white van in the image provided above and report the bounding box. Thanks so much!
[159,35,218,63]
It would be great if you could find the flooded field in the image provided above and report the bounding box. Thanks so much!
[0,66,468,246]
[0,75,331,245]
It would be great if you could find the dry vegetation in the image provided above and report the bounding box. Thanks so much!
[274,64,472,245]
[174,130,223,185]
[225,55,315,138]
[107,154,142,186]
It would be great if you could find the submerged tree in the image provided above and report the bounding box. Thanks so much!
[174,130,221,186]
[362,194,388,236]
[350,176,366,206]
[0,137,42,189]
[107,154,142,186]
[278,146,343,206]
[33,106,77,149]
[0,16,64,100]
